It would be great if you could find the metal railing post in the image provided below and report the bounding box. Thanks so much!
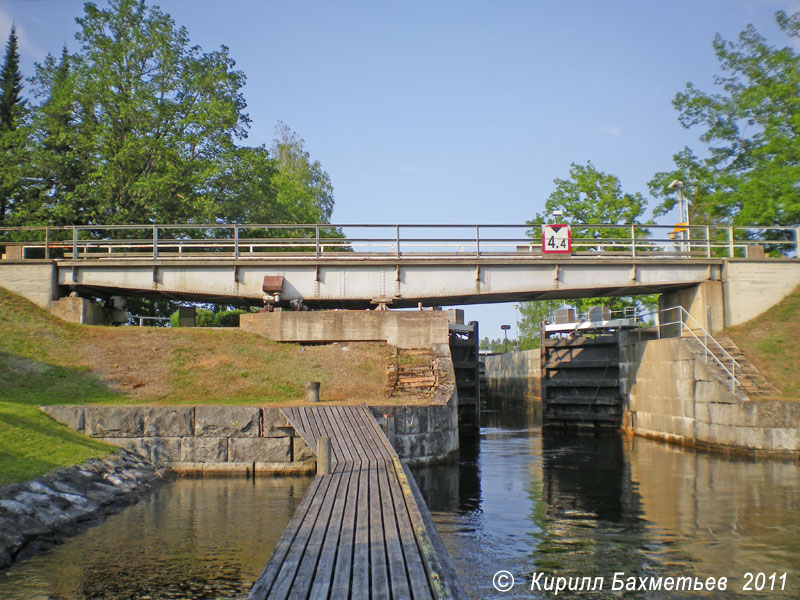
[44,227,50,260]
[153,226,159,259]
[395,224,400,258]
[705,225,711,258]
[475,224,480,258]
[72,227,78,259]
[630,224,636,257]
[728,226,734,257]
[234,224,240,259]
[795,227,800,258]
[315,224,320,258]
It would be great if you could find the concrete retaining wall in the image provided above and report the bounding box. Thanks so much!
[484,350,541,409]
[621,336,800,458]
[0,262,58,308]
[42,402,459,471]
[240,310,452,349]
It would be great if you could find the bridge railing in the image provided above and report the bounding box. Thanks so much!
[1,223,798,260]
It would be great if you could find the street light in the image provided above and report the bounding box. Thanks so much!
[512,304,520,349]
[501,324,511,353]
[669,180,690,252]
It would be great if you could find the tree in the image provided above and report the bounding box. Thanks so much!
[29,0,250,226]
[271,121,335,224]
[0,25,30,225]
[649,10,800,231]
[529,161,647,239]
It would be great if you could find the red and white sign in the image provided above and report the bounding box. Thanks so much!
[541,224,572,254]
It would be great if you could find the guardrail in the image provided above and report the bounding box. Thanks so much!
[652,306,740,392]
[1,223,798,261]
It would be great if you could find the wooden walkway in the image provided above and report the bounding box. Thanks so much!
[248,405,466,600]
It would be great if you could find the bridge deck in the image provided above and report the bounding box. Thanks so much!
[248,405,465,600]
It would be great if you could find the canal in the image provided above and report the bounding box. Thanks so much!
[1,406,799,599]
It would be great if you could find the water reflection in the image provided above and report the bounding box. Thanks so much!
[413,408,800,599]
[0,476,310,600]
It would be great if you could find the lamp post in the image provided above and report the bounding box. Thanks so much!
[501,324,511,353]
[513,304,520,349]
[669,180,690,252]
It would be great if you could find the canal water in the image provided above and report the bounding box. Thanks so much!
[1,406,799,599]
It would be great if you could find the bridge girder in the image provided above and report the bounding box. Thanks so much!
[56,257,724,308]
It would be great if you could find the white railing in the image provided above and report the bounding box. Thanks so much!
[1,223,798,261]
[653,306,741,393]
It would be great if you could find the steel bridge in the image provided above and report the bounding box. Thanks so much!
[1,223,798,325]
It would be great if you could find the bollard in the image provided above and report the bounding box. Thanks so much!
[305,381,320,403]
[317,437,331,475]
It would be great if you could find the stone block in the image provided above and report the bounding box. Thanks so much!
[194,406,259,437]
[694,400,709,423]
[262,407,294,436]
[147,438,182,463]
[292,436,316,462]
[708,403,734,426]
[101,437,150,459]
[696,381,728,404]
[228,437,291,462]
[429,405,450,432]
[706,423,735,446]
[749,401,787,428]
[695,420,710,443]
[735,427,772,450]
[674,379,694,401]
[772,428,800,451]
[41,405,85,433]
[180,437,227,462]
[143,406,193,437]
[85,406,144,437]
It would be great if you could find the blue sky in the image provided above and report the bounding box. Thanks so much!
[2,0,798,337]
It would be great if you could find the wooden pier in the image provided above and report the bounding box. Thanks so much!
[248,405,466,600]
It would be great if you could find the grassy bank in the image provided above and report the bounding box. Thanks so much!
[0,287,390,485]
[726,285,800,398]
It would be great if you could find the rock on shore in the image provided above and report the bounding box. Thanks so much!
[0,449,174,568]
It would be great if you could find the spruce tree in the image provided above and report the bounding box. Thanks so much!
[0,25,25,131]
[0,25,28,224]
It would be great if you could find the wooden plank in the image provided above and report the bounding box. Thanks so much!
[397,459,468,600]
[327,407,356,466]
[351,463,371,599]
[330,459,360,598]
[369,460,390,599]
[384,462,433,600]
[377,458,412,598]
[339,406,378,466]
[308,408,342,464]
[265,477,333,600]
[248,476,324,600]
[331,406,362,467]
[290,470,349,599]
[256,473,335,600]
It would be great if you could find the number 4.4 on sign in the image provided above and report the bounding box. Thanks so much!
[542,224,572,254]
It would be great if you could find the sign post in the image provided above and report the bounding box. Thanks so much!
[542,224,572,254]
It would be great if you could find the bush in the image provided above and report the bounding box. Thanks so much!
[217,309,248,327]
[169,308,219,327]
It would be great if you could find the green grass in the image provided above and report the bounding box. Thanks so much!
[0,286,390,485]
[726,285,800,398]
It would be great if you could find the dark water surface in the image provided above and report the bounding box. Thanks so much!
[412,408,800,599]
[0,476,311,599]
[2,407,799,599]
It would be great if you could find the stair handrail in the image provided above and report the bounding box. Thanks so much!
[656,305,741,393]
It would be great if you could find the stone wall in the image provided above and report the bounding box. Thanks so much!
[41,405,317,475]
[484,350,541,409]
[620,336,800,458]
[42,402,460,471]
[370,399,459,465]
